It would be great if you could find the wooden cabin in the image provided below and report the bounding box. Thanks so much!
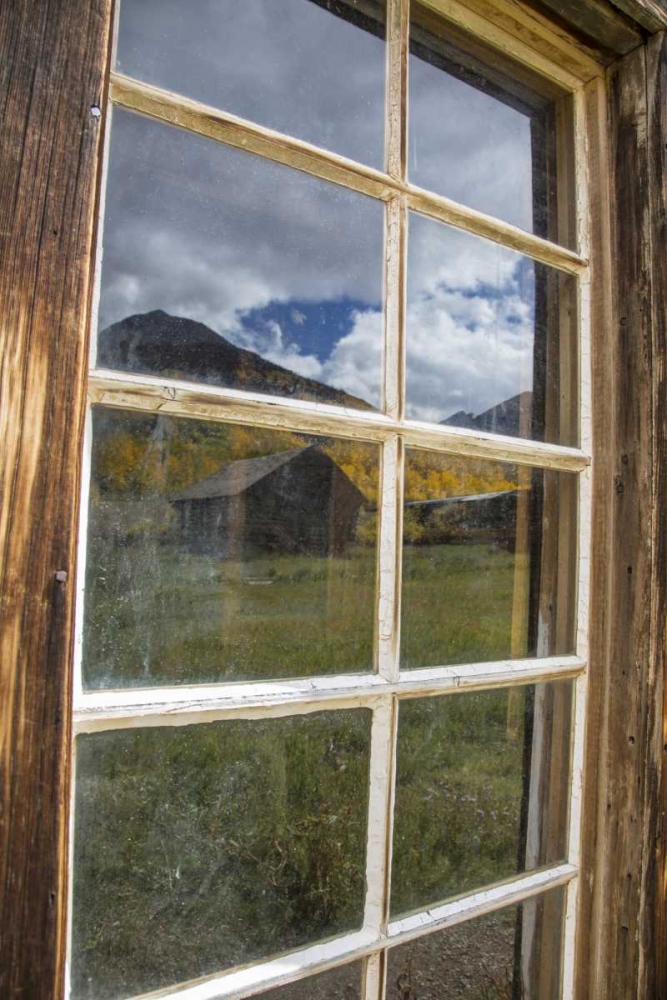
[173,447,365,558]
[406,488,521,547]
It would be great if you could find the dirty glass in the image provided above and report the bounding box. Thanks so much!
[256,962,364,1000]
[97,109,383,411]
[400,450,577,669]
[83,407,379,689]
[71,711,371,1000]
[116,0,387,167]
[387,889,565,1000]
[390,684,572,915]
[405,214,578,445]
[409,1,573,244]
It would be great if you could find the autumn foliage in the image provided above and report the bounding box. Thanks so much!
[93,408,518,521]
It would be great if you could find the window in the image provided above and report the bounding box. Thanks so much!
[69,2,593,998]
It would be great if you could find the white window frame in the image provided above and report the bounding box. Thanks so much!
[67,1,601,997]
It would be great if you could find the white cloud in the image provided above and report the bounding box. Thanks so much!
[404,282,534,422]
[323,309,383,408]
[99,6,550,421]
[399,214,537,421]
[252,321,324,381]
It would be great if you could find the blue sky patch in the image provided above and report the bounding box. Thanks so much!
[238,297,380,362]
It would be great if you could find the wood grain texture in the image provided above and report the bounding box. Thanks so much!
[424,0,605,83]
[576,44,664,999]
[609,0,667,32]
[646,29,667,1000]
[574,75,615,1000]
[527,0,644,58]
[603,48,654,1000]
[0,1,112,997]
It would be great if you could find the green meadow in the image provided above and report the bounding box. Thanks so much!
[83,498,521,688]
[74,514,543,1000]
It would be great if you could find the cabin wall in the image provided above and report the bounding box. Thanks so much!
[174,455,364,559]
[575,35,667,1000]
[0,2,113,998]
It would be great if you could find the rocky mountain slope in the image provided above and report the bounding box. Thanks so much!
[442,391,534,438]
[98,310,371,410]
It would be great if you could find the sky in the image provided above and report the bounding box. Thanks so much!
[98,0,567,430]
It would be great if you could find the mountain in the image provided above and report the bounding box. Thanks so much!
[98,310,372,410]
[441,391,534,438]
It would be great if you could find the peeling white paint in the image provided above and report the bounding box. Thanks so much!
[73,655,585,733]
[88,369,591,473]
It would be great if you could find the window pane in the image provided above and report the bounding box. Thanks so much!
[97,110,383,411]
[391,683,572,915]
[387,889,565,999]
[401,451,576,669]
[116,0,386,167]
[406,214,578,445]
[256,962,364,1000]
[71,711,371,1000]
[409,2,573,244]
[83,407,379,689]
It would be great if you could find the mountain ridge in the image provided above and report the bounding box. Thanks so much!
[441,390,533,438]
[98,310,372,410]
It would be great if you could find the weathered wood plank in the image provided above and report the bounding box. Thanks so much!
[88,369,591,471]
[646,29,667,1000]
[0,1,111,997]
[424,0,605,82]
[603,48,654,1000]
[609,0,667,33]
[576,43,663,999]
[527,0,644,58]
[575,72,615,1000]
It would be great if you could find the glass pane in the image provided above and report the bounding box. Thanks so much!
[117,0,386,167]
[387,889,565,1000]
[71,711,371,1000]
[97,109,383,411]
[83,407,379,689]
[409,1,574,244]
[401,451,576,669]
[406,214,578,445]
[391,683,572,915]
[256,962,364,1000]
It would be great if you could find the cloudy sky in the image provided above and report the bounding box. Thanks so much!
[99,0,563,429]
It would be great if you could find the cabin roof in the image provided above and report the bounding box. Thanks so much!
[405,488,520,510]
[174,446,312,501]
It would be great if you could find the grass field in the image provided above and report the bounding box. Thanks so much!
[391,689,529,916]
[75,515,544,1000]
[83,499,523,688]
[73,712,372,1000]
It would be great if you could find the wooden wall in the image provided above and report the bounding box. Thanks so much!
[647,29,667,1000]
[529,0,667,60]
[576,33,667,1000]
[0,1,111,997]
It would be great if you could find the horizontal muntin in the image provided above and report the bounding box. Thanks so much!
[88,370,591,472]
[385,862,577,944]
[73,655,585,732]
[91,865,576,1000]
[114,929,378,1000]
[109,72,588,276]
